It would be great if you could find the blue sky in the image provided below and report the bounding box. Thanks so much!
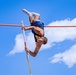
[0,0,76,75]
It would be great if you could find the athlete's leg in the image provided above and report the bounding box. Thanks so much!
[22,9,34,24]
[22,9,40,22]
[22,9,43,35]
[29,16,34,24]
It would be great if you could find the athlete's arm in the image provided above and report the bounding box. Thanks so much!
[25,43,41,57]
[21,25,35,30]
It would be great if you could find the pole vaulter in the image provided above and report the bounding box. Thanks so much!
[0,22,76,75]
[21,21,32,75]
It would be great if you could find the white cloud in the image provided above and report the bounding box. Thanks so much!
[8,32,36,55]
[8,18,76,57]
[50,44,76,68]
[9,34,24,55]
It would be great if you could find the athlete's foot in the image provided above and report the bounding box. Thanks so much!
[22,9,32,16]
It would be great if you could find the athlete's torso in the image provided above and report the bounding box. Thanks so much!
[31,20,44,42]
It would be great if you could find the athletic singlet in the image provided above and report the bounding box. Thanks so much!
[31,20,44,42]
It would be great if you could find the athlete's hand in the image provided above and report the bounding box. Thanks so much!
[21,26,25,30]
[25,46,30,53]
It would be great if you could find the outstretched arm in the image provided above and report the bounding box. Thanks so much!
[25,43,41,57]
[21,26,35,30]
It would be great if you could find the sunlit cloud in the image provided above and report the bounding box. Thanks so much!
[50,44,76,68]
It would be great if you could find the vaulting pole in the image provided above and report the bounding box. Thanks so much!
[21,21,32,75]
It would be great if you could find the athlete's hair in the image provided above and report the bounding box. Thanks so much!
[43,37,48,44]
